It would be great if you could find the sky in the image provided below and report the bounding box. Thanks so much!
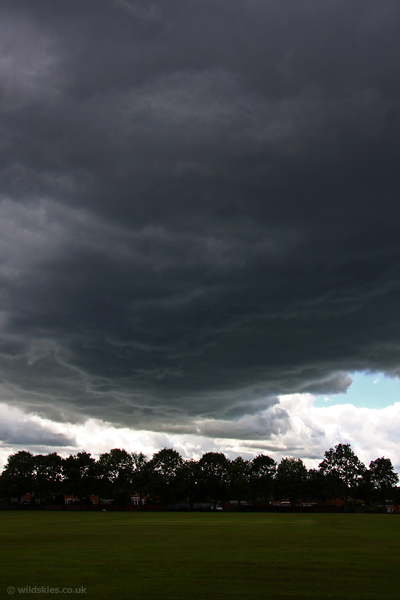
[0,0,400,471]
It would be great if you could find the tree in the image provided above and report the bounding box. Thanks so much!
[318,443,365,507]
[63,452,98,509]
[33,453,64,506]
[148,448,183,504]
[174,459,201,508]
[228,457,251,507]
[276,457,307,511]
[98,448,134,503]
[0,451,35,503]
[198,452,230,509]
[131,452,150,509]
[305,469,329,507]
[368,457,399,507]
[249,454,277,509]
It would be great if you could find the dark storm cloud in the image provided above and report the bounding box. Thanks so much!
[0,0,399,437]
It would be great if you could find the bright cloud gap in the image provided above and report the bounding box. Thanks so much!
[1,394,400,474]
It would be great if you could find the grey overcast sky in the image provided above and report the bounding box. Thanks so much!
[1,0,400,465]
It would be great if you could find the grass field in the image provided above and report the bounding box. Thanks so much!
[1,512,399,599]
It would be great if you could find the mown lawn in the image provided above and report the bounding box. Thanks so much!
[1,512,399,599]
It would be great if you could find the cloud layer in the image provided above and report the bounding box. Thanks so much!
[0,1,399,443]
[2,396,400,475]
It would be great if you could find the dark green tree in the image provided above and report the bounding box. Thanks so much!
[198,452,230,509]
[368,457,399,508]
[174,459,201,508]
[63,452,98,509]
[98,448,134,503]
[0,450,35,503]
[228,457,251,507]
[249,454,277,508]
[33,453,64,505]
[305,468,329,507]
[148,448,183,504]
[131,452,150,509]
[276,457,307,511]
[318,443,365,508]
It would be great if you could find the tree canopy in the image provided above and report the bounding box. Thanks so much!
[319,443,366,506]
[0,444,398,511]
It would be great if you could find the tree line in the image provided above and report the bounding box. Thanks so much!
[0,444,398,511]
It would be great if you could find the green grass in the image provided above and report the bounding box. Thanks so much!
[1,512,399,599]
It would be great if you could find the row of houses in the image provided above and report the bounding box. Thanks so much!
[11,492,145,506]
[9,492,398,513]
